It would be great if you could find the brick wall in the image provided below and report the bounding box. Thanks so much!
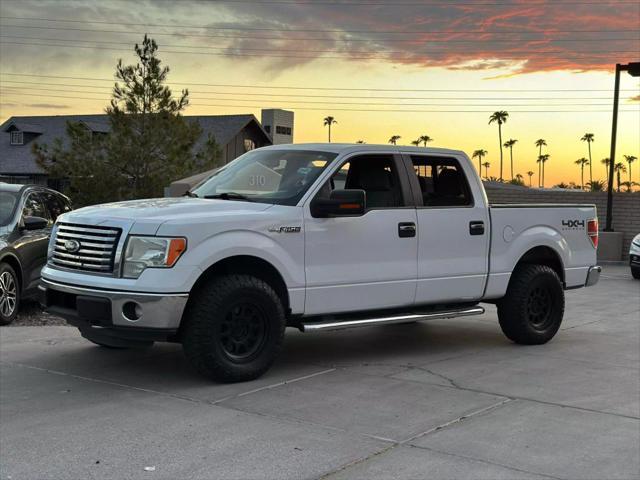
[483,182,640,260]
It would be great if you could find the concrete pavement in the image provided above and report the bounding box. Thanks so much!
[1,265,638,479]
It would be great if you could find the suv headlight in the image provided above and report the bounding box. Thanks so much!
[122,236,187,279]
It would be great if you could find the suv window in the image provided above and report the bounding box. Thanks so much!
[317,155,405,209]
[42,192,71,222]
[410,156,472,207]
[22,192,51,225]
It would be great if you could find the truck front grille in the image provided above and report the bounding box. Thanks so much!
[51,223,122,274]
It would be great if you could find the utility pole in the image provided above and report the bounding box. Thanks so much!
[605,62,640,232]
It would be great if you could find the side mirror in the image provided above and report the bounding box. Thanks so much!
[22,216,48,231]
[310,189,366,218]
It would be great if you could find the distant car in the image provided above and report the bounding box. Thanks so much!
[630,234,640,280]
[0,183,72,325]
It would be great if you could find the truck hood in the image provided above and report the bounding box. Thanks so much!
[60,197,274,234]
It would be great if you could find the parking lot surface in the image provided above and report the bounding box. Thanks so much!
[1,265,638,479]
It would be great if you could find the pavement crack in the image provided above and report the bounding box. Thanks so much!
[400,398,514,444]
[408,444,566,480]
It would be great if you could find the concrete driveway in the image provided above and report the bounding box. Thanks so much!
[1,265,638,479]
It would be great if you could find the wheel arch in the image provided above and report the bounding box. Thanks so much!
[0,252,23,292]
[513,245,565,285]
[190,255,290,313]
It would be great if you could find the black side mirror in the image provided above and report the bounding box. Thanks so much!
[22,216,48,230]
[310,189,366,218]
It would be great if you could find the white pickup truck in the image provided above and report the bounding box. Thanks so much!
[39,144,601,382]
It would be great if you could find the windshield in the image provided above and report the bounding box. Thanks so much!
[0,191,19,226]
[192,149,337,206]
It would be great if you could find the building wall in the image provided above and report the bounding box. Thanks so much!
[484,183,640,260]
[261,109,294,145]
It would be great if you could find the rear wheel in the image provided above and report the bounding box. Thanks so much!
[182,274,285,383]
[631,267,640,280]
[0,263,20,326]
[497,264,564,345]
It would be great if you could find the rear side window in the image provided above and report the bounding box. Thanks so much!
[410,156,472,207]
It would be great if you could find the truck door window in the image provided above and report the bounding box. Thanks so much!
[318,155,405,209]
[410,156,472,207]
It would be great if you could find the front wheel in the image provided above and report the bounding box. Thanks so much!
[631,267,640,280]
[182,274,285,383]
[0,263,20,326]
[497,264,565,345]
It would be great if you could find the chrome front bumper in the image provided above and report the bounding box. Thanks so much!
[38,278,189,330]
[585,265,601,287]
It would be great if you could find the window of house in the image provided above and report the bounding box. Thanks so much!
[244,139,256,152]
[410,155,472,207]
[10,131,23,145]
[275,126,292,135]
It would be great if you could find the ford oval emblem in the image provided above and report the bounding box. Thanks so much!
[64,239,81,253]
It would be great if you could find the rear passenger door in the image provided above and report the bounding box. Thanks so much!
[404,154,490,304]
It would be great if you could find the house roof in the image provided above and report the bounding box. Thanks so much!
[0,114,271,175]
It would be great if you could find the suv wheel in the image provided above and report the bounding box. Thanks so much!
[631,267,640,280]
[497,264,564,345]
[0,263,20,326]
[182,274,286,383]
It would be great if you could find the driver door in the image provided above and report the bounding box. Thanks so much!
[303,153,418,315]
[18,191,52,291]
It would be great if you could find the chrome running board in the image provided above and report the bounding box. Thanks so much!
[299,306,484,332]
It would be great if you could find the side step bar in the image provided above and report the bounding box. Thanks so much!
[299,306,485,332]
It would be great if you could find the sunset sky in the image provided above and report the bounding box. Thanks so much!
[0,0,639,187]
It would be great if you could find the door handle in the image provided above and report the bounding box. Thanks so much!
[398,222,416,238]
[469,221,485,235]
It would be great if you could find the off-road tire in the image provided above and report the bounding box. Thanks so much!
[0,262,20,326]
[497,264,565,345]
[631,267,640,280]
[182,274,286,383]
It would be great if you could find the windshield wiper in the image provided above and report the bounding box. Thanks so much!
[203,192,253,201]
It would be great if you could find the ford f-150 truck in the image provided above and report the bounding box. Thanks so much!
[39,144,601,382]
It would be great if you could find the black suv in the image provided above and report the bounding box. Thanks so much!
[0,183,72,325]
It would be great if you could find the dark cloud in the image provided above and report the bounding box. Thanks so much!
[28,103,72,109]
[1,0,638,76]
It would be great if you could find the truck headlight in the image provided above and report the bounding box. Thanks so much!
[122,236,187,279]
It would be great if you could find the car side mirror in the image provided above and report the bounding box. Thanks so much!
[22,216,48,230]
[310,189,366,218]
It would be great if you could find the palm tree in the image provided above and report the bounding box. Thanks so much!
[539,154,550,188]
[574,157,589,190]
[535,139,547,187]
[503,138,517,180]
[614,162,626,192]
[419,135,433,147]
[411,139,421,146]
[323,116,337,142]
[482,161,491,178]
[601,158,611,183]
[388,135,401,145]
[488,111,509,181]
[581,133,595,185]
[526,170,534,187]
[472,149,488,174]
[624,155,637,185]
[587,179,605,192]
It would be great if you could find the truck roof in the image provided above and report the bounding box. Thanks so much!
[258,143,466,157]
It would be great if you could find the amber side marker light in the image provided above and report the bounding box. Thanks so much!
[587,219,599,248]
[339,203,361,209]
[167,238,187,266]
